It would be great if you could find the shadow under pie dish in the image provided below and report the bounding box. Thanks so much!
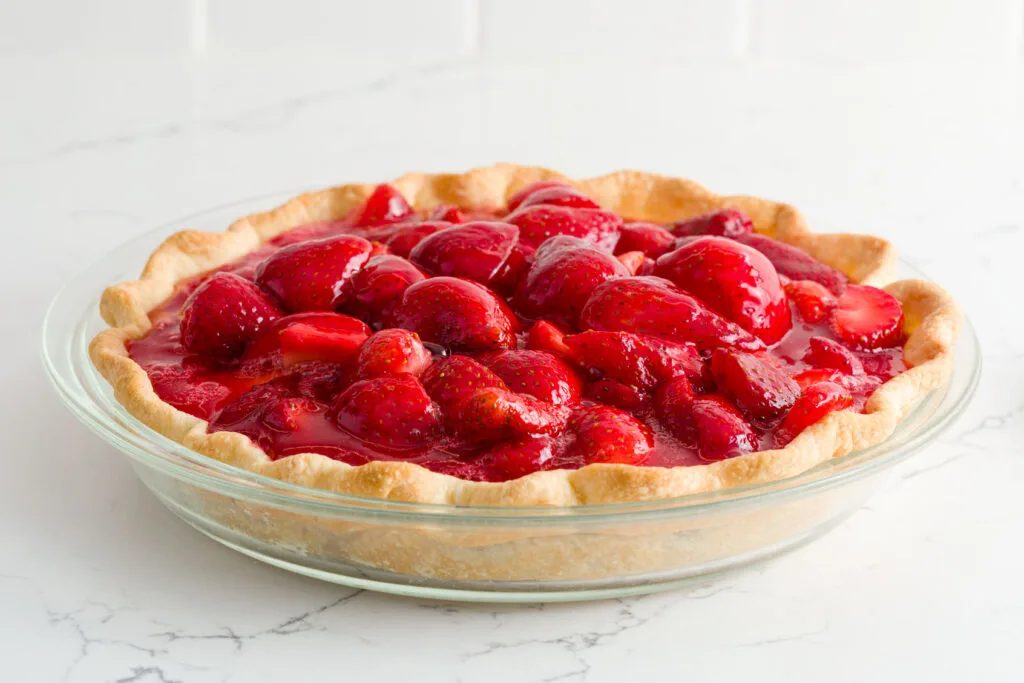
[89,164,961,508]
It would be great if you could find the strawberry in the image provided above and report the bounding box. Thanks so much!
[382,221,452,258]
[445,388,570,445]
[429,205,466,223]
[829,284,905,350]
[791,367,841,390]
[776,382,854,446]
[409,221,519,285]
[710,349,800,423]
[654,236,792,345]
[260,396,321,432]
[254,234,372,312]
[274,312,372,367]
[477,435,556,481]
[734,233,848,295]
[615,222,675,258]
[585,378,647,410]
[506,180,571,212]
[689,395,757,461]
[348,184,413,228]
[487,244,530,296]
[340,255,426,327]
[421,355,508,410]
[784,279,836,323]
[804,336,865,375]
[513,235,628,329]
[387,277,519,352]
[526,320,573,358]
[568,405,654,465]
[478,350,582,405]
[579,276,764,352]
[615,251,646,275]
[671,208,753,238]
[514,185,601,211]
[564,330,702,389]
[506,204,623,252]
[355,329,432,380]
[334,374,439,450]
[654,375,697,444]
[180,272,283,358]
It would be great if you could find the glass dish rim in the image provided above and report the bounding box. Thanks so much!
[41,191,982,523]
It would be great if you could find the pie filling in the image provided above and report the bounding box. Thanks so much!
[128,182,907,482]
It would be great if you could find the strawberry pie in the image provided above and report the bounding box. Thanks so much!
[91,165,960,506]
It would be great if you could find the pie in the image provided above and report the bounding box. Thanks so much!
[90,164,960,507]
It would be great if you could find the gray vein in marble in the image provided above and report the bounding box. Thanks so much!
[114,667,184,683]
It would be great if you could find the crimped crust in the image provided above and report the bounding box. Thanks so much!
[89,164,961,507]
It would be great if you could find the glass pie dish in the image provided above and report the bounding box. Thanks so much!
[42,193,981,602]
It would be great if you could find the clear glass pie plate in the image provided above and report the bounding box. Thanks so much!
[42,193,981,602]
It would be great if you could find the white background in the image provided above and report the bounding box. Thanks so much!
[1,1,1023,681]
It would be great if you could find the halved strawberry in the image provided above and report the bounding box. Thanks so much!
[506,180,571,212]
[654,236,792,345]
[791,367,841,390]
[477,435,557,481]
[382,221,452,258]
[409,221,519,285]
[334,374,439,450]
[734,233,848,295]
[615,222,675,258]
[514,185,601,211]
[348,184,413,228]
[585,378,647,410]
[776,382,854,446]
[526,320,573,358]
[429,205,466,223]
[568,405,654,465]
[784,280,837,323]
[180,272,283,359]
[420,355,508,410]
[387,277,519,352]
[445,388,570,446]
[254,234,372,312]
[804,336,865,375]
[671,208,754,238]
[564,330,702,389]
[340,254,426,327]
[355,329,432,380]
[616,251,646,275]
[275,312,372,367]
[478,350,582,405]
[689,395,757,461]
[710,349,800,423]
[579,276,764,352]
[506,204,623,252]
[829,285,905,350]
[513,235,628,329]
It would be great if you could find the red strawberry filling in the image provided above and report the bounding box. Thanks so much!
[127,182,909,482]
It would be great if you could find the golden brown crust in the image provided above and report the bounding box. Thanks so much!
[89,164,961,507]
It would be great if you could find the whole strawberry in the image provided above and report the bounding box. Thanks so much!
[180,272,282,358]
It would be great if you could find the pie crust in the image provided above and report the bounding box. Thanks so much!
[90,164,961,507]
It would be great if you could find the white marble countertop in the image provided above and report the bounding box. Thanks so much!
[2,48,1024,682]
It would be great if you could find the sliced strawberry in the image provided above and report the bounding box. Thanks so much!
[710,349,800,423]
[180,272,283,359]
[420,355,508,410]
[514,185,601,211]
[445,388,570,446]
[506,180,571,212]
[616,251,646,275]
[784,279,836,323]
[654,236,792,345]
[506,204,623,252]
[671,208,753,238]
[568,405,654,465]
[654,375,697,445]
[429,205,466,223]
[408,221,519,285]
[526,320,573,358]
[487,244,530,296]
[275,312,372,367]
[254,234,372,312]
[341,254,426,327]
[477,435,556,481]
[348,184,413,228]
[335,374,439,450]
[791,368,881,396]
[478,350,582,405]
[585,378,647,410]
[564,330,702,389]
[382,220,453,258]
[513,235,628,329]
[579,276,764,352]
[734,233,848,295]
[615,222,675,258]
[804,336,865,375]
[689,395,757,461]
[776,382,854,446]
[791,367,841,390]
[388,277,519,352]
[830,284,905,350]
[355,329,432,380]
